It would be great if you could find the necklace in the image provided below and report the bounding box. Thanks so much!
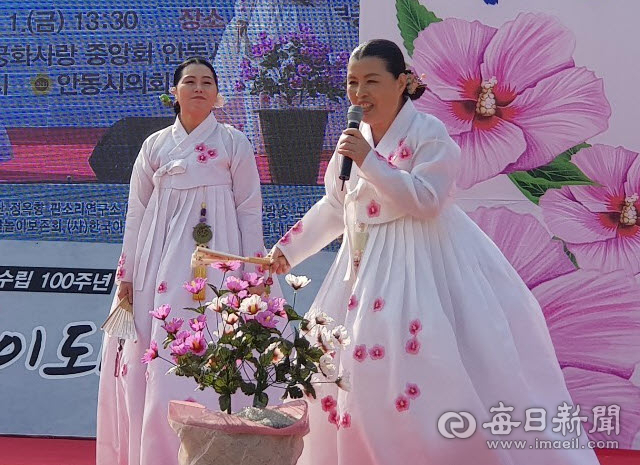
[192,202,212,300]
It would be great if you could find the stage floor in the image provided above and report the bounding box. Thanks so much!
[0,436,638,465]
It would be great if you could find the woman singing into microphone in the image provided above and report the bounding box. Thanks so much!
[269,39,600,465]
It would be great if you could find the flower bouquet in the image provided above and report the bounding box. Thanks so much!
[144,258,350,465]
[234,24,350,184]
[235,24,348,107]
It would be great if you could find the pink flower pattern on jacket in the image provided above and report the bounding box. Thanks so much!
[389,138,413,164]
[116,253,126,281]
[367,200,381,218]
[353,344,368,362]
[369,344,385,360]
[291,220,303,234]
[395,395,410,412]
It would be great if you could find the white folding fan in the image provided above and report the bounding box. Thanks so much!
[101,297,137,341]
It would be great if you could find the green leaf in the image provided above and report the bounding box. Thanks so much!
[253,391,269,409]
[303,382,316,400]
[287,386,303,399]
[285,305,303,321]
[218,333,234,345]
[259,351,274,366]
[508,144,595,204]
[563,243,579,268]
[252,366,267,385]
[214,377,228,395]
[306,347,325,362]
[294,335,310,350]
[162,335,175,350]
[280,340,294,356]
[396,0,442,56]
[556,142,591,161]
[508,172,550,204]
[207,283,220,297]
[275,363,289,383]
[200,372,215,387]
[297,367,312,379]
[219,394,231,414]
[526,153,593,185]
[217,347,232,361]
[552,236,579,269]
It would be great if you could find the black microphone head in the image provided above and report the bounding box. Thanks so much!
[347,105,363,125]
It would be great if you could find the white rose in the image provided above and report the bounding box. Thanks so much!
[285,274,311,290]
[240,294,268,315]
[207,297,223,313]
[317,327,336,353]
[331,325,350,348]
[319,354,337,381]
[302,309,334,338]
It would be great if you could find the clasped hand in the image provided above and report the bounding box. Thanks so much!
[269,247,291,275]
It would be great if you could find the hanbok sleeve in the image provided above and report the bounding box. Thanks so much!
[275,152,345,268]
[116,137,156,283]
[229,131,266,269]
[358,120,461,219]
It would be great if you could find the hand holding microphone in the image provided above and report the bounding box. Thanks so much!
[338,105,370,190]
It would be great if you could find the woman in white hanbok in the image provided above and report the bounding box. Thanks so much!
[96,58,277,465]
[270,40,602,465]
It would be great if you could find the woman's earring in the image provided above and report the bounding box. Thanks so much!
[159,93,173,107]
[213,93,226,109]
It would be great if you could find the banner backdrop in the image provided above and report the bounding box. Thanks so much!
[0,240,117,436]
[360,0,640,450]
[0,0,358,436]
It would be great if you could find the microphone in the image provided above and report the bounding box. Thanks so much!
[339,105,363,190]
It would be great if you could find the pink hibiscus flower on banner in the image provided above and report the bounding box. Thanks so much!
[563,367,640,448]
[469,207,575,288]
[470,207,640,447]
[532,269,640,375]
[540,144,640,275]
[533,271,640,448]
[412,13,610,189]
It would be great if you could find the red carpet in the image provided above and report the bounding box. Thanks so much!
[0,437,95,465]
[0,437,638,465]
